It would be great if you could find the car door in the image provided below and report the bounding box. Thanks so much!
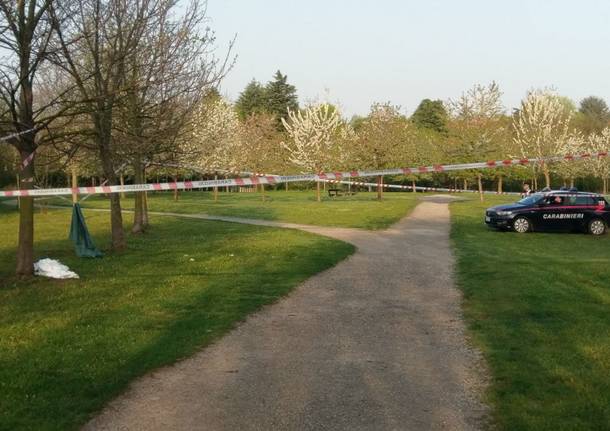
[537,195,567,231]
[562,195,593,231]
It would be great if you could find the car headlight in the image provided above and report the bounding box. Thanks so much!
[496,211,513,216]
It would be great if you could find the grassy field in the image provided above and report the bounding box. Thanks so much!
[451,196,610,430]
[48,189,420,230]
[0,204,354,431]
[5,190,609,431]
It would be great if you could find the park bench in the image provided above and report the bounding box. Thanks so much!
[328,188,357,197]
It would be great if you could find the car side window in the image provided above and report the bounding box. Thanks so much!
[566,195,577,205]
[543,196,564,205]
[573,196,595,205]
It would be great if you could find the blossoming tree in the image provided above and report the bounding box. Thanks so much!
[513,90,572,188]
[281,104,342,201]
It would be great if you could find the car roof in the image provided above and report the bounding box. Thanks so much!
[543,190,602,197]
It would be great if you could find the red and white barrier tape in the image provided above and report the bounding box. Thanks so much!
[0,128,38,176]
[1,151,607,198]
[21,151,36,170]
[0,127,37,144]
[320,179,521,195]
[147,161,278,179]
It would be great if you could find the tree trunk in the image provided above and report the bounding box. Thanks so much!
[316,181,321,202]
[214,174,218,202]
[569,177,574,188]
[477,173,484,202]
[15,150,35,276]
[143,193,149,227]
[98,124,126,252]
[377,175,383,200]
[543,165,551,189]
[16,174,21,209]
[604,178,608,195]
[132,157,146,234]
[261,183,265,202]
[497,175,503,194]
[533,176,538,191]
[285,182,288,192]
[463,179,468,190]
[412,179,416,192]
[173,175,179,201]
[107,193,125,251]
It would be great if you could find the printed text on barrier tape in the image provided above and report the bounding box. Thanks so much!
[319,179,522,195]
[1,151,608,198]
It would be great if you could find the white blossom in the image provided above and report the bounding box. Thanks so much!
[281,104,342,172]
[513,89,572,187]
[586,128,610,190]
[186,98,240,171]
[556,132,586,183]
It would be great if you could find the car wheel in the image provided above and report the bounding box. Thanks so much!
[588,219,606,236]
[512,217,531,233]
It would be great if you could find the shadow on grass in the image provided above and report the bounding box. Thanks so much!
[0,208,354,431]
[43,190,420,230]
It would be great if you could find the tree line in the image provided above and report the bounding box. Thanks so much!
[183,79,610,201]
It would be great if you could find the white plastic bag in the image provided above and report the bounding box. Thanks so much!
[34,258,79,279]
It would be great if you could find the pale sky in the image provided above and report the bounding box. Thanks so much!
[207,0,610,117]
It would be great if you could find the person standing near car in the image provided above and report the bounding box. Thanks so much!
[522,183,532,197]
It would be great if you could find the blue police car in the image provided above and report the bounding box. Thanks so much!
[485,189,610,235]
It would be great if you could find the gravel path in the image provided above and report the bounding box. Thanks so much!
[80,196,489,430]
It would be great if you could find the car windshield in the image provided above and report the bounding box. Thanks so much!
[517,193,543,205]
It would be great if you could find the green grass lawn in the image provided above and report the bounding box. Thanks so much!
[48,189,420,230]
[7,190,608,431]
[0,204,354,431]
[451,196,610,430]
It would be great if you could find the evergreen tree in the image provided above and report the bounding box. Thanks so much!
[265,70,298,128]
[411,99,448,134]
[235,79,267,120]
[578,96,610,134]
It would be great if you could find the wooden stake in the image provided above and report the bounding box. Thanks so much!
[16,174,20,209]
[119,174,125,200]
[72,169,78,204]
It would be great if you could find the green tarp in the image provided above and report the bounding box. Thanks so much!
[69,203,103,258]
